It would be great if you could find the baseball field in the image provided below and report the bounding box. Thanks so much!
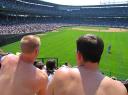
[1,26,128,80]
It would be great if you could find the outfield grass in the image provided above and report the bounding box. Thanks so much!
[1,26,128,80]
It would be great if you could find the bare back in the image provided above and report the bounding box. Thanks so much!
[0,54,48,95]
[48,67,127,95]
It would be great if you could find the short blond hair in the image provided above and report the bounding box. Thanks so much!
[20,35,41,53]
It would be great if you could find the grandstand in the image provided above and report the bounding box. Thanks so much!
[0,0,128,25]
[0,0,128,82]
[0,0,128,45]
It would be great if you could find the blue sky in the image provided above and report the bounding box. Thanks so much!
[42,0,127,5]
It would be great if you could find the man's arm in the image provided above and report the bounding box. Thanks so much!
[47,77,55,95]
[38,72,48,95]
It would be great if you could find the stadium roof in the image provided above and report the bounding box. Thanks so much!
[1,0,128,18]
[41,0,128,6]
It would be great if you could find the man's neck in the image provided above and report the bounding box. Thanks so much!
[20,54,35,64]
[79,62,99,71]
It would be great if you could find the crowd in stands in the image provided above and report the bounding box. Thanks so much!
[0,16,81,35]
[0,23,66,35]
[0,16,128,35]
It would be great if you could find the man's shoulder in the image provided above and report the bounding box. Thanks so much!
[101,76,127,94]
[53,67,79,81]
[1,54,18,65]
[103,76,125,87]
[36,68,48,81]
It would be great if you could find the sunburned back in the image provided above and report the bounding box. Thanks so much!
[48,67,127,95]
[0,54,41,95]
[52,68,85,95]
[95,76,127,95]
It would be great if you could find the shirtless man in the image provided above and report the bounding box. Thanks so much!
[47,34,127,95]
[0,35,48,95]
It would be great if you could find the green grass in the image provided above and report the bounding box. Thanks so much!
[1,26,128,80]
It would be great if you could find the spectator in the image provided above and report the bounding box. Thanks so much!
[111,76,117,80]
[62,62,71,68]
[0,55,2,68]
[0,50,8,69]
[47,34,127,95]
[0,55,6,69]
[46,59,56,81]
[34,60,44,70]
[0,35,48,95]
[124,80,128,94]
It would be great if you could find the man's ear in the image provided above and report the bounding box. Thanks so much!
[78,51,84,60]
[77,51,81,61]
[77,51,83,65]
[34,47,39,56]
